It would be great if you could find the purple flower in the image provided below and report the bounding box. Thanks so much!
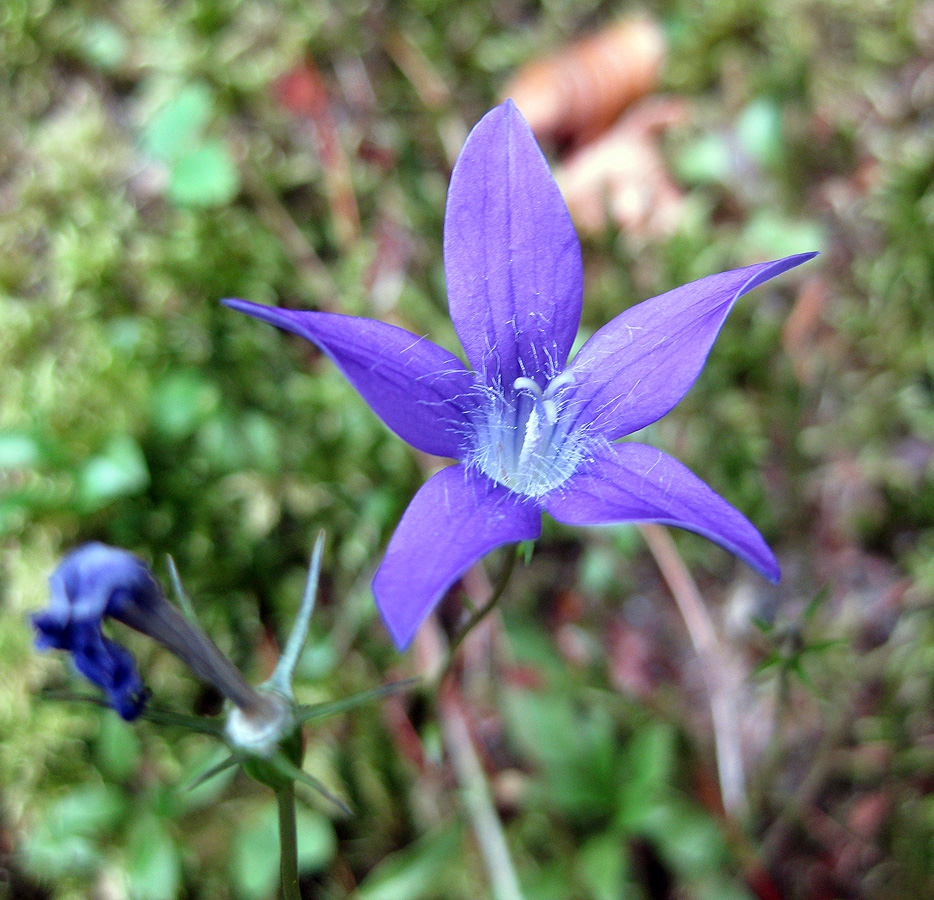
[33,543,156,719]
[224,100,815,650]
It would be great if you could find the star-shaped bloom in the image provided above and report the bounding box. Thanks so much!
[33,543,157,719]
[224,100,815,650]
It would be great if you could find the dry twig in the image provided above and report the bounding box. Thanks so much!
[639,523,748,815]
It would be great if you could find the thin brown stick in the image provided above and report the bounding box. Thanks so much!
[415,619,525,900]
[639,523,747,815]
[439,690,525,900]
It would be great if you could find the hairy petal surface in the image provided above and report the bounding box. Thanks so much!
[223,300,477,459]
[373,465,542,649]
[567,253,817,440]
[544,442,779,581]
[444,100,583,389]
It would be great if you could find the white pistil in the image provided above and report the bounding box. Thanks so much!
[516,405,543,473]
[470,370,586,498]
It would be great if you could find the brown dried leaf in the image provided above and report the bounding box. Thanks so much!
[503,16,666,146]
[781,272,848,386]
[555,98,688,238]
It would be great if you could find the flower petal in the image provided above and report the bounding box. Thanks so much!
[444,100,583,389]
[372,464,542,649]
[567,253,817,440]
[223,300,477,459]
[33,612,148,719]
[544,442,779,581]
[73,626,148,720]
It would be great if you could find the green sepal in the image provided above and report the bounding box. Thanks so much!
[187,753,242,791]
[141,705,226,736]
[518,539,535,565]
[240,724,304,790]
[294,678,419,726]
[268,752,352,816]
[41,691,224,737]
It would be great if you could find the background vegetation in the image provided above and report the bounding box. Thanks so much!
[2,0,933,898]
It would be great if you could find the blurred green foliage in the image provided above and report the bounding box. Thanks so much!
[3,0,934,898]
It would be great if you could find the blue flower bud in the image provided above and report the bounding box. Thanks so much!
[34,542,277,726]
[33,543,155,720]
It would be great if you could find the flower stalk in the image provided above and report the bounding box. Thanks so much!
[277,783,302,900]
[438,544,520,685]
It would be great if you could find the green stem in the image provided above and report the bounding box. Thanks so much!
[277,784,301,900]
[438,545,520,686]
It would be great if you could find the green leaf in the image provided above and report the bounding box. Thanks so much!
[736,99,785,169]
[95,712,142,781]
[126,817,183,900]
[21,829,100,878]
[615,724,678,832]
[741,210,827,260]
[185,753,240,792]
[267,753,352,816]
[673,132,733,185]
[503,687,619,820]
[753,652,783,676]
[295,679,420,726]
[698,880,754,900]
[79,20,129,72]
[77,435,149,511]
[47,784,129,836]
[172,747,240,815]
[749,615,773,634]
[0,430,41,468]
[802,584,832,623]
[644,801,728,877]
[150,371,219,439]
[627,722,677,796]
[801,639,846,654]
[788,658,819,694]
[578,544,620,597]
[294,807,337,873]
[142,84,213,162]
[356,825,460,900]
[576,831,631,900]
[168,140,240,208]
[140,705,225,736]
[20,784,128,878]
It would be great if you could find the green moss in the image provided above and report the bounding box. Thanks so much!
[5,0,934,896]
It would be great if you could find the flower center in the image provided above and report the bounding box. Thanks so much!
[469,371,587,498]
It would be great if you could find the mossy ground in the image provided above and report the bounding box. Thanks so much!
[3,1,933,898]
